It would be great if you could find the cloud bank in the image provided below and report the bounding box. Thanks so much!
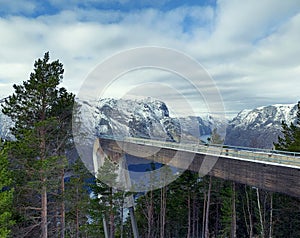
[0,0,300,116]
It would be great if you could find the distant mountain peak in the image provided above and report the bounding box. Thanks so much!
[2,97,296,150]
[225,103,298,148]
[76,97,224,144]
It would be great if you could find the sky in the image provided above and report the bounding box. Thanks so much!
[1,0,300,117]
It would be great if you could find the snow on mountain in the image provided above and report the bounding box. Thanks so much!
[225,104,298,149]
[87,97,181,141]
[2,95,296,151]
[76,97,225,144]
[0,109,13,140]
[74,97,183,172]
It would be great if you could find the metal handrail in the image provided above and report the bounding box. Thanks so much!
[99,135,300,167]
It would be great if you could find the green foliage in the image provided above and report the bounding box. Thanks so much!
[64,159,93,237]
[1,52,299,237]
[275,102,300,152]
[135,169,203,237]
[1,52,75,237]
[220,182,234,237]
[272,193,300,237]
[88,158,128,237]
[1,52,74,158]
[0,142,14,237]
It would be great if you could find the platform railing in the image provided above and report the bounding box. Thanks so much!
[99,135,300,167]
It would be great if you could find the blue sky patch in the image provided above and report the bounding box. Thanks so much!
[0,0,217,18]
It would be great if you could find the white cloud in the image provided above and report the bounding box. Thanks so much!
[0,1,300,115]
[214,0,299,41]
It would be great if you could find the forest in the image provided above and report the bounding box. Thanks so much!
[0,53,300,238]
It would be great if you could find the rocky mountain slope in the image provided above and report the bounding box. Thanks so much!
[78,98,213,143]
[225,104,298,149]
[1,97,298,150]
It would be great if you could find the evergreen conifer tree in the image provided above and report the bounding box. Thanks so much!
[65,158,93,237]
[89,158,126,238]
[1,52,74,238]
[275,101,300,151]
[0,140,14,237]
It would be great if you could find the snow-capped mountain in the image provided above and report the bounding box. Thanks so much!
[93,97,181,141]
[0,109,12,140]
[78,97,215,142]
[2,96,298,150]
[225,104,298,149]
[74,97,227,148]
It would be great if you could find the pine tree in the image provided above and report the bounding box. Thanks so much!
[274,101,300,152]
[0,141,14,237]
[89,158,127,238]
[64,158,93,237]
[220,181,236,237]
[1,52,74,238]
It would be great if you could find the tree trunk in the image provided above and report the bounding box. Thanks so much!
[40,104,47,238]
[215,202,220,235]
[120,196,124,238]
[192,195,196,238]
[202,192,206,238]
[256,188,265,238]
[245,186,253,238]
[129,206,139,238]
[76,186,79,238]
[160,186,166,238]
[61,169,65,238]
[242,198,249,237]
[103,215,109,238]
[269,193,273,238]
[205,176,212,238]
[76,207,79,238]
[110,212,115,238]
[41,183,48,238]
[147,190,153,238]
[109,188,115,238]
[231,182,237,238]
[187,192,191,238]
[196,205,199,238]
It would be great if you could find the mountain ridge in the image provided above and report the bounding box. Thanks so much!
[1,97,298,150]
[225,103,298,148]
